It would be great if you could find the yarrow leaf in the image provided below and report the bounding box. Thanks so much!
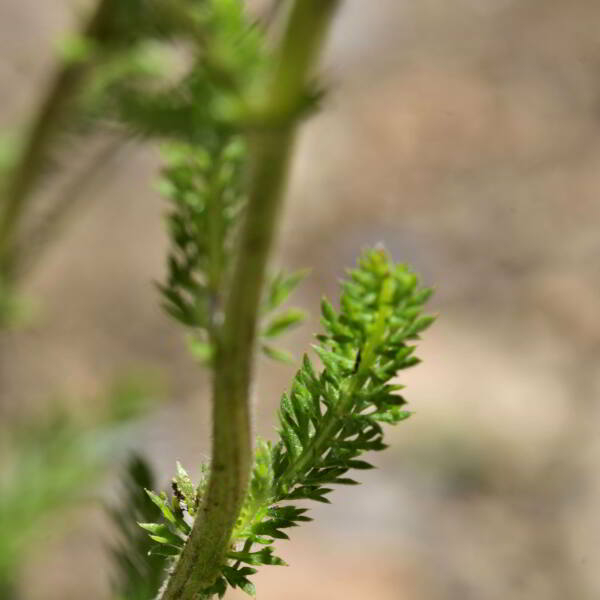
[138,248,434,597]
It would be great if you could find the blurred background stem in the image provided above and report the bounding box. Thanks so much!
[0,0,119,282]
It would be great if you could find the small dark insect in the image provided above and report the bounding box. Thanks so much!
[172,480,186,504]
[352,349,362,374]
[171,481,187,517]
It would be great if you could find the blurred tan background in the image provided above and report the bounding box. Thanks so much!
[1,0,600,598]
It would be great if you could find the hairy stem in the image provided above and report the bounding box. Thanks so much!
[159,1,340,598]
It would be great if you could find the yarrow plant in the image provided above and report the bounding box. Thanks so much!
[143,249,433,599]
[1,1,435,599]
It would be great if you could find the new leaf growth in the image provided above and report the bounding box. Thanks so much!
[144,248,434,597]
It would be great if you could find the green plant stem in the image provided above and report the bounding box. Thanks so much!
[206,143,226,318]
[159,2,340,599]
[0,0,117,279]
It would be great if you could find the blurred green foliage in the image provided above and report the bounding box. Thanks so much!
[109,455,168,600]
[0,373,162,598]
